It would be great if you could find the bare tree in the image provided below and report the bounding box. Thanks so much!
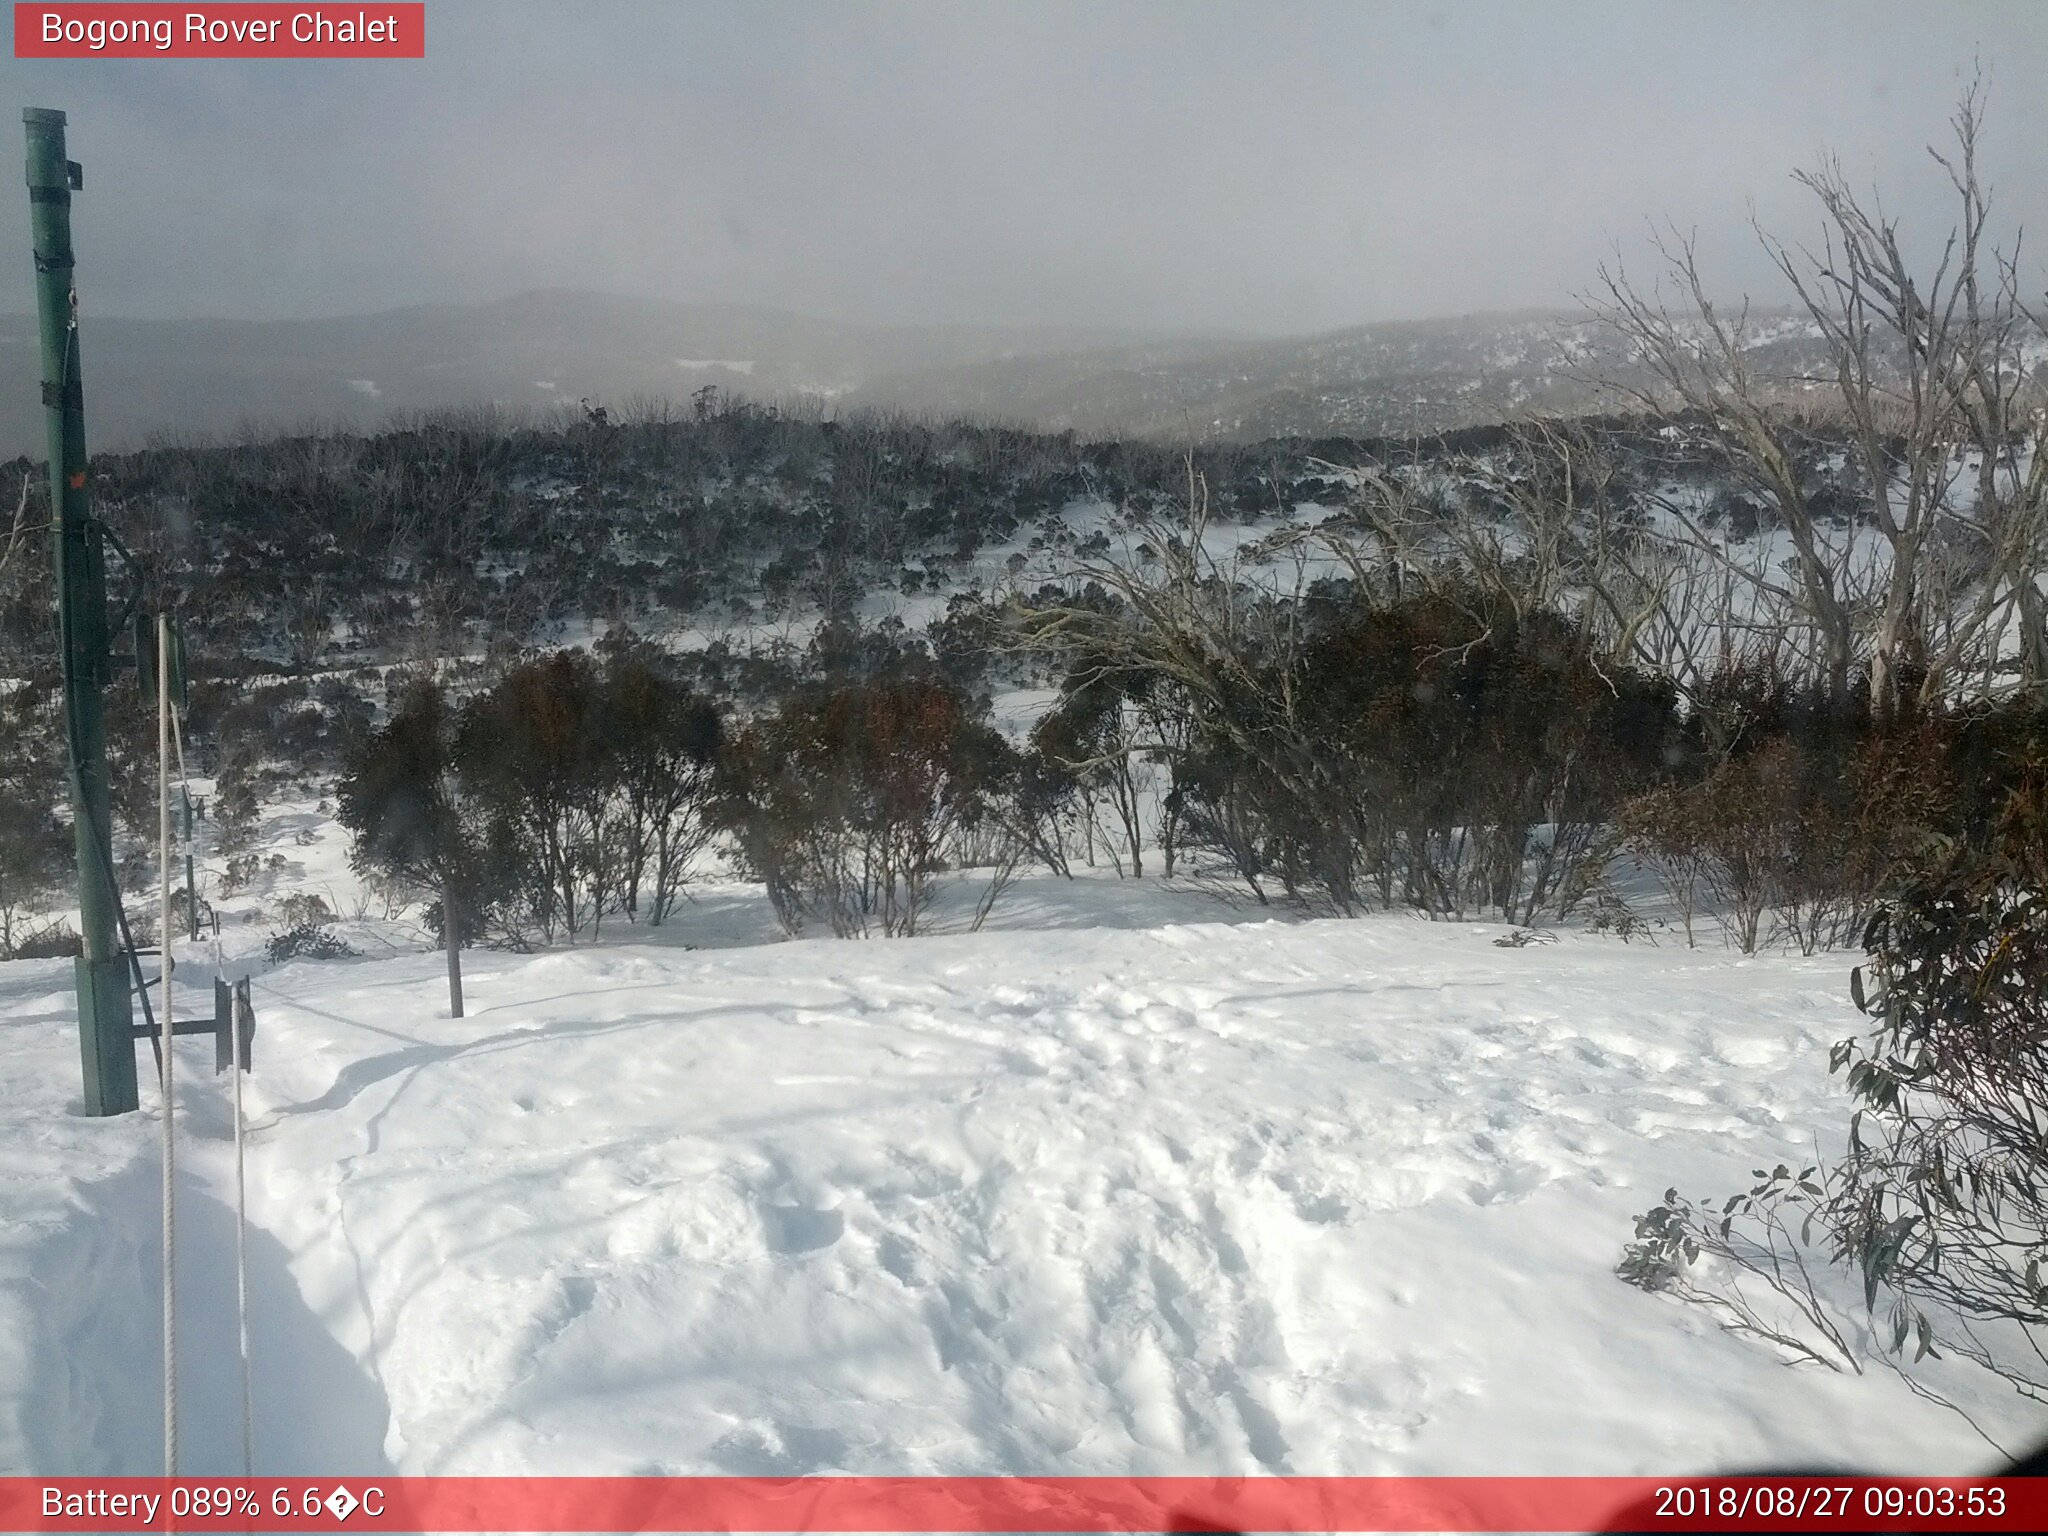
[1000,456,1369,902]
[0,473,40,588]
[1588,82,2048,716]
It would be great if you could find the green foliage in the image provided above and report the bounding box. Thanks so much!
[444,640,724,942]
[265,917,358,963]
[594,630,722,926]
[1617,1165,1858,1372]
[339,681,467,882]
[1831,771,2048,1389]
[213,760,262,858]
[453,650,609,941]
[1623,768,2048,1401]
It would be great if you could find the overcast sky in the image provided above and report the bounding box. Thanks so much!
[2,0,2045,336]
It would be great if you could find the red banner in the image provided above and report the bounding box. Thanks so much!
[0,1476,2041,1533]
[13,5,425,58]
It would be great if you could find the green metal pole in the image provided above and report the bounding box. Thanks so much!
[25,108,136,1116]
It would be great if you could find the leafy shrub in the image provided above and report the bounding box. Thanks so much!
[1618,1166,1859,1372]
[265,917,358,962]
[454,651,610,942]
[219,852,260,897]
[265,893,352,960]
[1621,770,2048,1402]
[213,757,262,856]
[1031,668,1156,878]
[1832,773,2048,1393]
[592,630,722,926]
[0,685,74,958]
[1187,594,1677,919]
[5,920,82,961]
[273,891,335,927]
[449,640,724,942]
[1581,889,1652,943]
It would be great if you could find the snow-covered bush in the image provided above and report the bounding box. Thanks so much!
[4,919,80,961]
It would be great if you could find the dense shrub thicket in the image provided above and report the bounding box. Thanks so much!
[339,637,723,960]
[1835,775,2048,1389]
[1618,678,2040,953]
[0,397,1401,683]
[1201,598,1676,920]
[0,684,70,958]
[1006,547,2048,939]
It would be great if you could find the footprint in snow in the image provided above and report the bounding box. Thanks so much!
[759,1202,846,1255]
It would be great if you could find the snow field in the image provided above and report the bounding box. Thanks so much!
[5,883,2037,1479]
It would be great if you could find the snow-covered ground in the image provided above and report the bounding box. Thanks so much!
[3,863,2039,1481]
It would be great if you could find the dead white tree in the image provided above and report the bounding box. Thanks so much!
[0,473,39,588]
[999,456,1312,808]
[1588,82,2048,715]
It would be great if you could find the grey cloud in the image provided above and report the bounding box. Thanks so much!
[1,0,2045,335]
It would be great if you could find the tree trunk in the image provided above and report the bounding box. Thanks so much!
[443,878,465,1019]
[2019,581,2048,710]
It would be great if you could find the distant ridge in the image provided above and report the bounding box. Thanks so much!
[0,288,1828,456]
[0,289,1178,456]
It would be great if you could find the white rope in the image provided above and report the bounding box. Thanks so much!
[232,976,251,1476]
[169,681,254,1476]
[156,613,177,1477]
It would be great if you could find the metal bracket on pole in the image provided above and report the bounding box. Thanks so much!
[131,978,253,1077]
[213,978,254,1075]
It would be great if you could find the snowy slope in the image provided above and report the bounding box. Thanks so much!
[3,879,2038,1480]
